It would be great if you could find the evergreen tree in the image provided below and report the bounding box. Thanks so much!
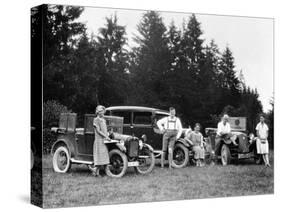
[175,14,205,125]
[218,46,241,108]
[42,5,86,102]
[131,11,170,106]
[96,15,130,106]
[199,40,222,123]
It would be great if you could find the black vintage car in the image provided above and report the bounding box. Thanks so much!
[205,117,260,165]
[105,106,193,168]
[51,113,155,177]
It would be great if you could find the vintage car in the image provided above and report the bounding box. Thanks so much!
[205,117,260,165]
[51,113,155,178]
[105,106,193,168]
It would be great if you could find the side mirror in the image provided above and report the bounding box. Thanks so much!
[141,134,147,142]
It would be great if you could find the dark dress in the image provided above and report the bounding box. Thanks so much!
[93,117,110,165]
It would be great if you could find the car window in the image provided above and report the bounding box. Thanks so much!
[111,111,131,125]
[104,110,110,116]
[133,112,152,125]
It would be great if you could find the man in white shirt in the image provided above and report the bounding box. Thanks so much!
[157,107,183,169]
[217,115,231,136]
[255,115,270,167]
[214,114,232,162]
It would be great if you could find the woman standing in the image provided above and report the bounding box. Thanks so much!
[92,105,110,176]
[256,115,270,167]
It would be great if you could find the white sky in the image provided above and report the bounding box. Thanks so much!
[78,7,274,112]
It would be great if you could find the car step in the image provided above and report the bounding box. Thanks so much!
[70,158,94,165]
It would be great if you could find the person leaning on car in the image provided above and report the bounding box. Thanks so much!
[157,107,182,169]
[214,114,232,161]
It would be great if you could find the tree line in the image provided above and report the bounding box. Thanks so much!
[32,5,273,145]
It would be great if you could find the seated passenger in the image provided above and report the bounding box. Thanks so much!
[187,123,205,167]
[217,114,231,138]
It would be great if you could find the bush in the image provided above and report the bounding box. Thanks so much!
[43,128,57,154]
[43,100,71,128]
[43,100,71,154]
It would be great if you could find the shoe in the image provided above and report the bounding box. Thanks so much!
[266,163,271,167]
[92,167,100,176]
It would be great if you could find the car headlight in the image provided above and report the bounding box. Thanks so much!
[139,140,144,149]
[120,140,125,146]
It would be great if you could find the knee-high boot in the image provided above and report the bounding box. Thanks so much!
[161,151,166,168]
[168,148,173,169]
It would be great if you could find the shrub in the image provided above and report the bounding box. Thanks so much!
[43,100,71,128]
[43,128,57,154]
[43,100,71,154]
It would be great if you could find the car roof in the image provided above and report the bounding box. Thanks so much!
[106,106,169,115]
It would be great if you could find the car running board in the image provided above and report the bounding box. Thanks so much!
[70,158,94,165]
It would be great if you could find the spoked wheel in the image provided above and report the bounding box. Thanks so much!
[172,143,189,168]
[53,146,71,173]
[105,149,128,178]
[221,144,231,166]
[135,147,155,174]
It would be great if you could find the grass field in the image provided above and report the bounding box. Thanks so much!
[41,153,274,208]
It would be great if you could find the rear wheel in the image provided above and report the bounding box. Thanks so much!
[221,144,231,166]
[172,143,189,168]
[105,149,128,178]
[53,146,71,173]
[135,147,155,174]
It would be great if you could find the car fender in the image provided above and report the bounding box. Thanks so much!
[51,138,75,157]
[176,138,192,148]
[115,143,127,152]
[143,143,154,152]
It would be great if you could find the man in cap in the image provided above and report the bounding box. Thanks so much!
[157,107,183,169]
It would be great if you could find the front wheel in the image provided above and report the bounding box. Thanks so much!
[221,144,231,166]
[105,149,128,178]
[53,146,71,173]
[135,147,155,174]
[172,143,189,168]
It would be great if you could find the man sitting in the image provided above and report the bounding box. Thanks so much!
[214,114,233,162]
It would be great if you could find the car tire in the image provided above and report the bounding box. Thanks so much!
[172,143,189,168]
[221,144,231,166]
[53,146,71,173]
[105,149,128,178]
[135,148,155,174]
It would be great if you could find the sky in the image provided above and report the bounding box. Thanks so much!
[78,7,274,112]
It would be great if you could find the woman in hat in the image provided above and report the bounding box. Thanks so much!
[92,105,110,176]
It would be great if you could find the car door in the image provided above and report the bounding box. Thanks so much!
[131,111,156,148]
[151,113,169,150]
[76,114,95,161]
